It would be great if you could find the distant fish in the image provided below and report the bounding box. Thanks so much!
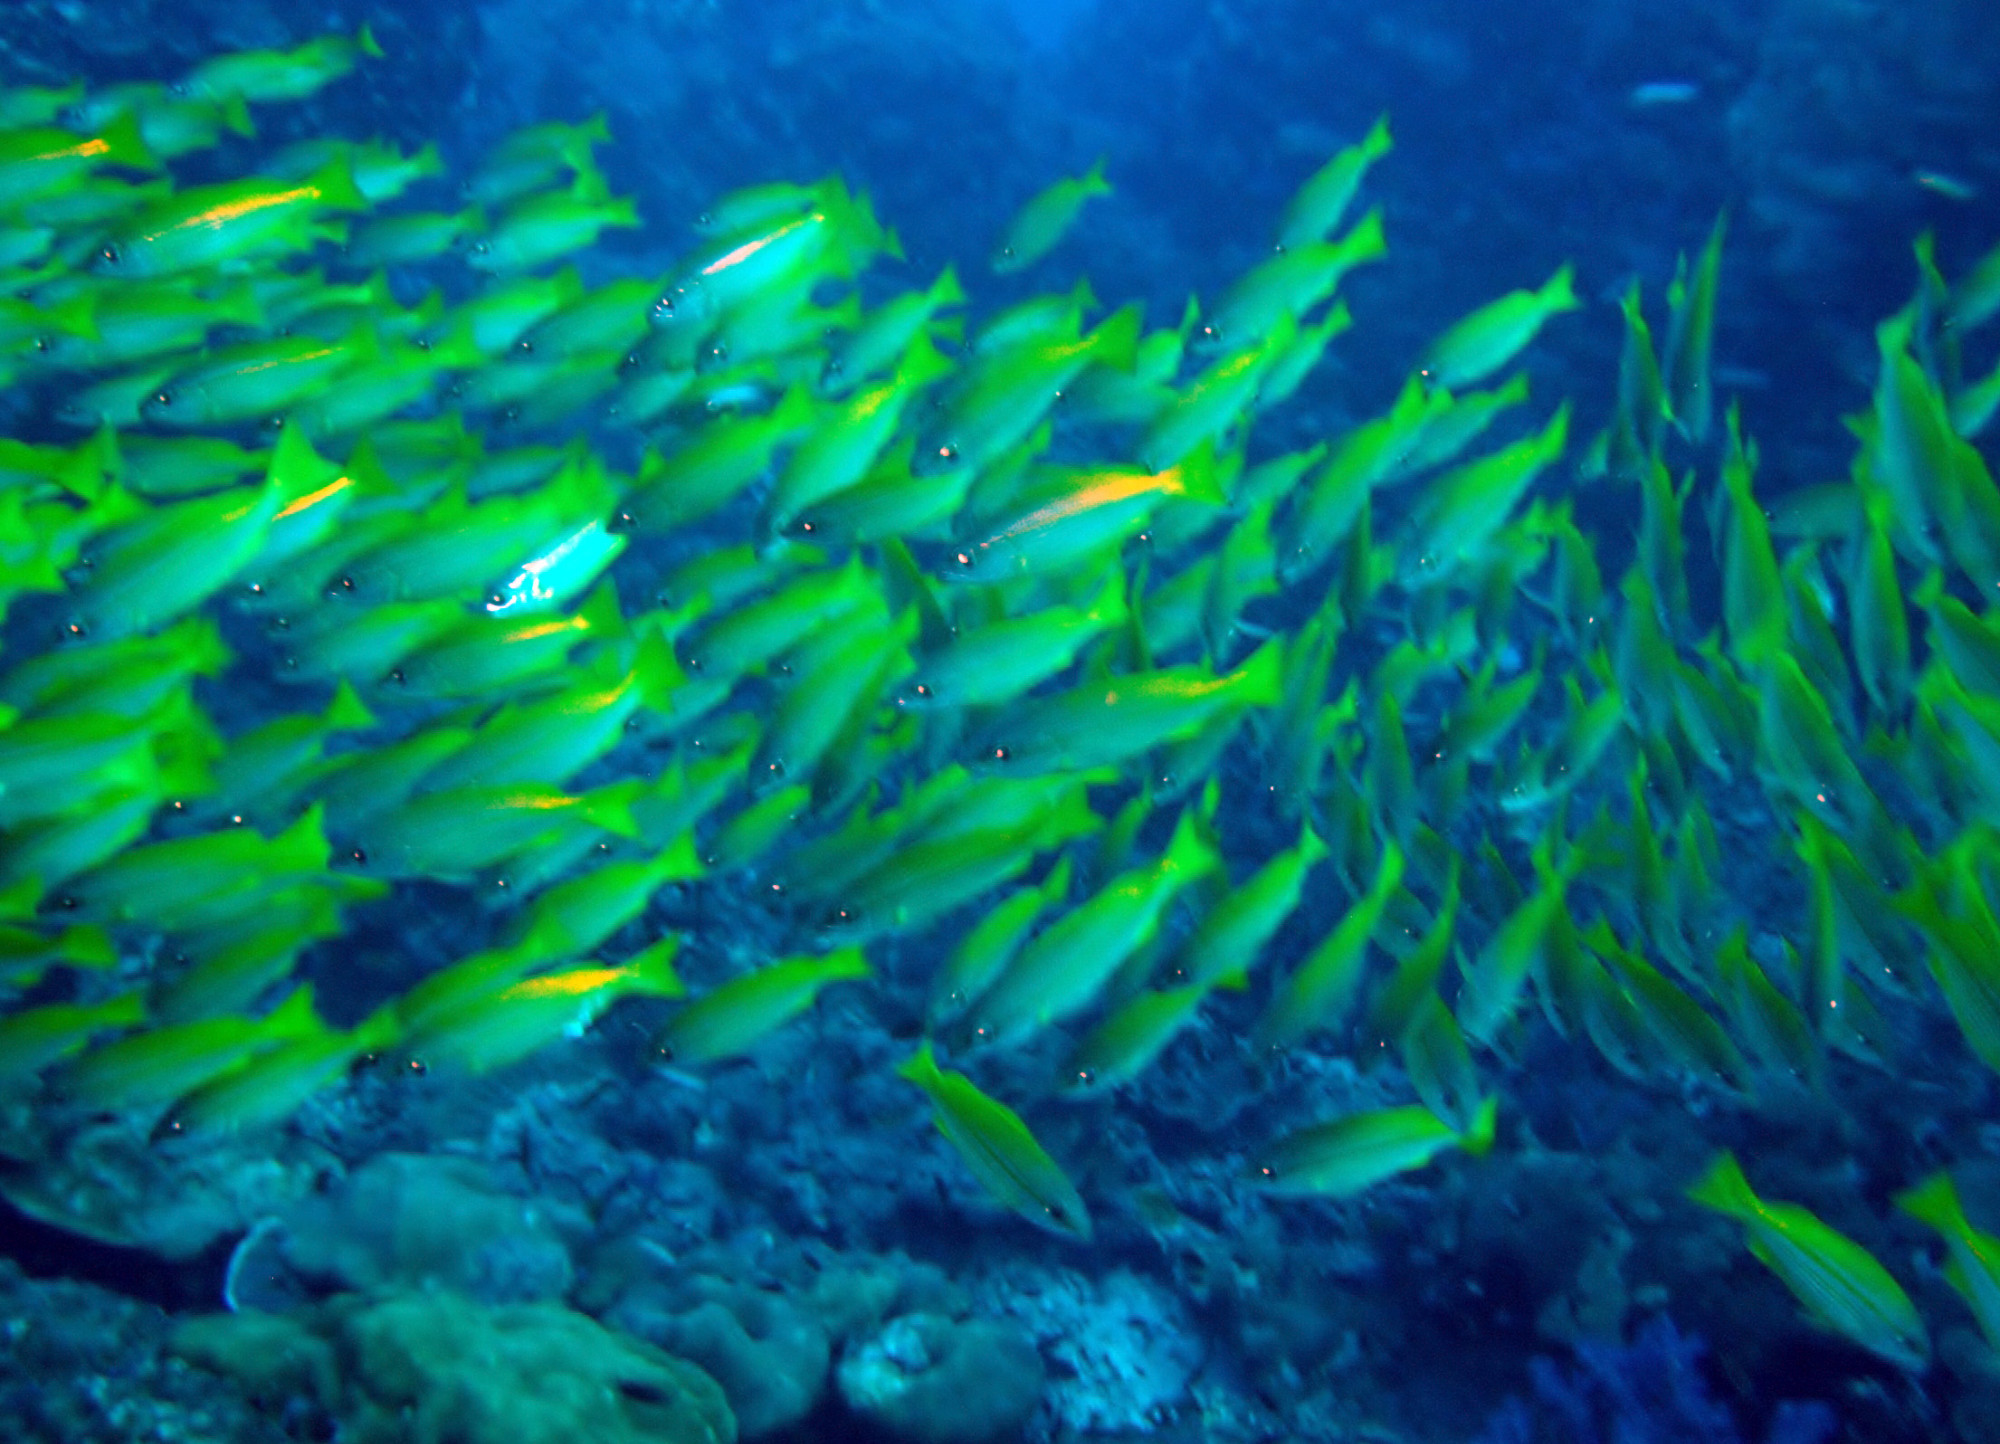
[1628,81,1700,108]
[1913,169,1979,203]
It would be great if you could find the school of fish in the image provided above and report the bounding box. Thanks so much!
[2,30,2000,1376]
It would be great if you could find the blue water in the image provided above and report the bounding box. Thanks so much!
[2,2,1999,1442]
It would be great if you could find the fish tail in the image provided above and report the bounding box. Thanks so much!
[1687,1149,1759,1219]
[1231,633,1286,708]
[308,157,370,214]
[220,94,255,138]
[1460,1094,1499,1156]
[98,109,158,172]
[1896,1171,1967,1236]
[325,679,376,732]
[357,24,385,59]
[626,937,685,999]
[1544,263,1581,313]
[897,1037,943,1090]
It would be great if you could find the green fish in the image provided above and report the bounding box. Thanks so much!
[1689,1151,1928,1372]
[656,946,871,1064]
[179,26,383,104]
[1897,1171,2000,1353]
[1062,976,1238,1093]
[992,157,1110,274]
[1209,209,1384,348]
[1252,1097,1496,1198]
[898,1040,1092,1239]
[629,386,816,532]
[154,1003,400,1139]
[59,986,320,1112]
[964,808,1218,1049]
[355,779,642,880]
[0,991,147,1090]
[0,111,155,209]
[1420,264,1580,391]
[469,167,640,274]
[96,160,367,277]
[1170,821,1328,990]
[406,938,684,1075]
[469,113,611,209]
[979,634,1283,774]
[928,858,1073,1027]
[832,267,966,390]
[1662,211,1726,443]
[1256,838,1404,1052]
[1275,114,1392,253]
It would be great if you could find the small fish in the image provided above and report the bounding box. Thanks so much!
[179,27,383,105]
[407,937,684,1075]
[928,859,1072,1026]
[0,111,156,210]
[59,987,319,1112]
[1420,265,1580,391]
[1210,209,1384,348]
[154,1003,400,1140]
[67,804,331,932]
[1662,211,1726,444]
[1896,1171,2000,1353]
[915,574,1126,711]
[992,157,1110,274]
[1689,1151,1928,1372]
[96,160,367,277]
[469,113,612,209]
[965,808,1218,1048]
[1170,821,1328,990]
[1913,169,1979,203]
[898,1039,1092,1240]
[1256,838,1404,1052]
[1062,977,1235,1093]
[0,991,147,1089]
[1275,114,1392,253]
[978,634,1284,775]
[1628,81,1700,108]
[1252,1097,1496,1198]
[656,946,871,1064]
[468,167,640,275]
[831,267,966,392]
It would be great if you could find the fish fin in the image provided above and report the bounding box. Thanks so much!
[1459,1095,1499,1156]
[1895,1171,1967,1235]
[626,936,685,998]
[1687,1149,1759,1219]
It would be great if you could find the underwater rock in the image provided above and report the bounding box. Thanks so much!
[0,1108,324,1263]
[1004,1267,1204,1435]
[175,1289,736,1444]
[835,1310,1045,1444]
[607,1271,832,1441]
[264,1151,579,1303]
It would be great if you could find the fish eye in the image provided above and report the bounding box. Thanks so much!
[349,848,367,865]
[151,390,172,408]
[652,295,676,320]
[470,240,490,254]
[98,243,120,265]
